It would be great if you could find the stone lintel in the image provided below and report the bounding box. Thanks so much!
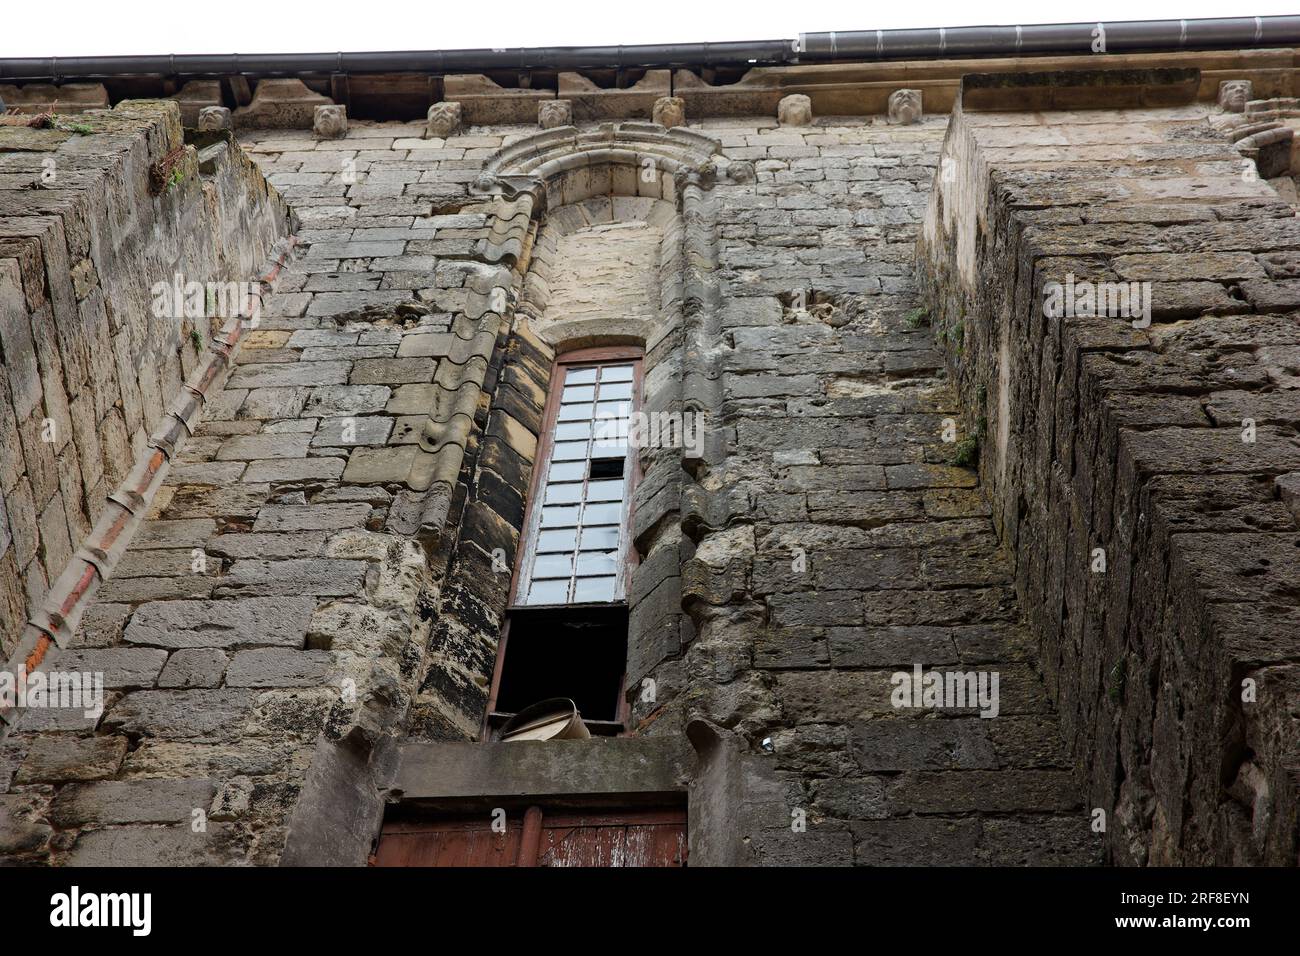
[232,78,334,129]
[0,82,109,114]
[560,70,671,121]
[959,67,1201,111]
[443,75,554,125]
[387,736,690,803]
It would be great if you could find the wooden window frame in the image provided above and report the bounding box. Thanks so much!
[506,346,644,610]
[483,346,644,741]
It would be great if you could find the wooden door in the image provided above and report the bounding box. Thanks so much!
[373,806,686,867]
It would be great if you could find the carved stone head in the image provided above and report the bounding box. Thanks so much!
[427,101,463,138]
[197,106,232,132]
[653,96,686,129]
[313,104,347,139]
[537,100,573,130]
[777,94,813,127]
[724,160,756,184]
[1218,80,1252,114]
[888,89,923,125]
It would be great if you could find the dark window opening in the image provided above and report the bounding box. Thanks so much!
[487,606,628,738]
[589,456,625,480]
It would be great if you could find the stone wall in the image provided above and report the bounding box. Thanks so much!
[672,113,1098,865]
[0,102,288,666]
[920,71,1300,864]
[8,64,1295,865]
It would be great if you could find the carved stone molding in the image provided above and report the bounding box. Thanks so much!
[405,124,722,538]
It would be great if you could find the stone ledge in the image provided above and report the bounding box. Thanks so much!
[386,736,690,800]
[960,67,1202,111]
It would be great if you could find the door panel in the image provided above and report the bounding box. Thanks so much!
[373,819,521,867]
[373,807,686,867]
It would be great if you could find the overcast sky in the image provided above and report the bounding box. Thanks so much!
[3,1,1295,57]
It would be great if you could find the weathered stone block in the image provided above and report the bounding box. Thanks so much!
[216,559,367,597]
[51,778,216,827]
[15,736,128,784]
[341,446,419,484]
[225,648,332,687]
[777,94,813,127]
[124,597,316,649]
[0,793,52,855]
[242,458,345,483]
[158,648,229,689]
[102,689,255,739]
[253,503,371,533]
[67,825,239,866]
[45,647,168,687]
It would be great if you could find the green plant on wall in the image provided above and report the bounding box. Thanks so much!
[49,114,94,135]
[952,434,979,467]
[951,415,987,468]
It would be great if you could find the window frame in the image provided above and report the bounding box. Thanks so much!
[483,346,643,742]
[506,345,644,610]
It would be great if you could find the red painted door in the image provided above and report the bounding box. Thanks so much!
[373,807,687,867]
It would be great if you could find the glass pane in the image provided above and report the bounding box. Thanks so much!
[573,576,617,603]
[595,424,624,450]
[541,505,580,528]
[552,441,588,461]
[532,553,573,579]
[579,525,621,551]
[536,529,577,553]
[544,482,583,504]
[547,461,585,482]
[554,421,592,441]
[521,358,639,608]
[598,381,633,401]
[576,552,618,577]
[528,579,570,604]
[585,479,624,502]
[581,502,622,525]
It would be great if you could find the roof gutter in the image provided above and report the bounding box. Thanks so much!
[0,42,798,81]
[799,15,1300,60]
[1,16,1298,82]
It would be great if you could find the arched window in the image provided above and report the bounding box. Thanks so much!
[459,125,721,744]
